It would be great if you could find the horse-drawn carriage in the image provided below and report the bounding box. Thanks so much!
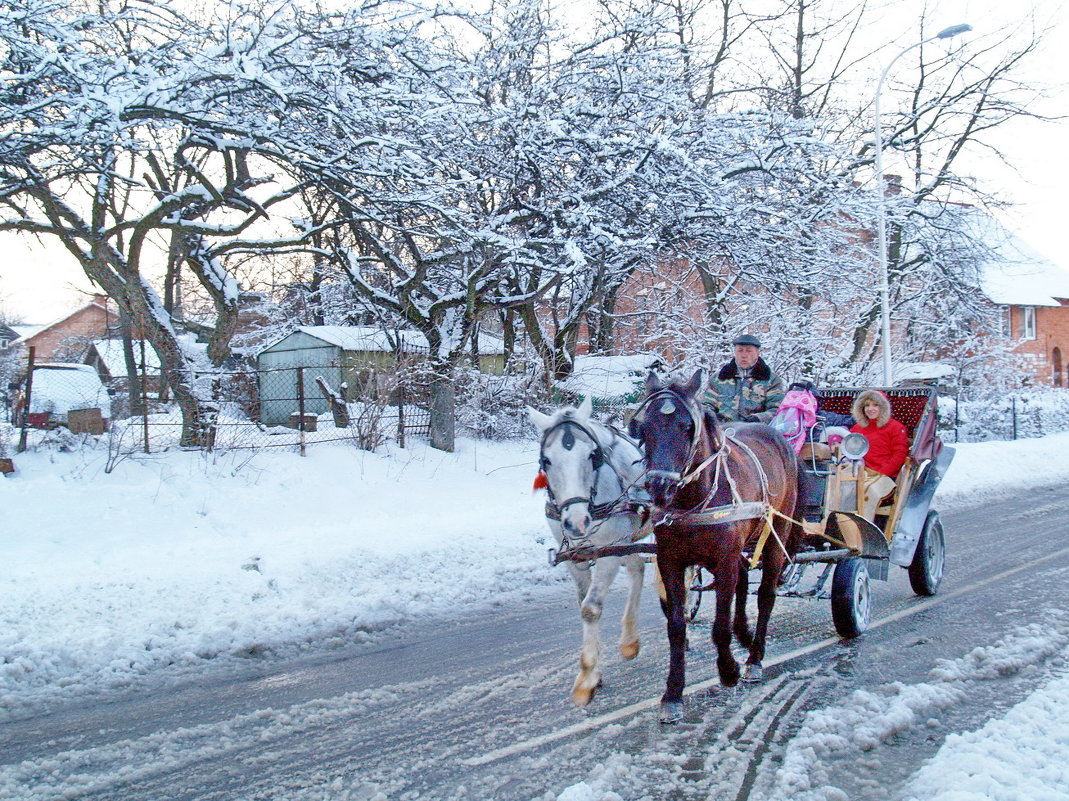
[684,385,954,638]
[531,373,954,721]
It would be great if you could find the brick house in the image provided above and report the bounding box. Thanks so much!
[16,294,123,361]
[977,215,1069,387]
[541,205,1069,389]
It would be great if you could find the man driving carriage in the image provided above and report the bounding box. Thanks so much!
[703,334,786,423]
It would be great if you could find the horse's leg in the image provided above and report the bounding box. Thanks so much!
[618,555,645,660]
[713,562,742,688]
[658,557,689,723]
[743,534,786,684]
[733,556,753,649]
[570,557,621,706]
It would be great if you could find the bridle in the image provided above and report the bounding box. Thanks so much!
[539,417,612,519]
[633,386,769,513]
[631,388,716,486]
[538,416,651,532]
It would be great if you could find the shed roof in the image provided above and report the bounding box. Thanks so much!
[88,339,161,376]
[559,353,664,399]
[261,325,505,356]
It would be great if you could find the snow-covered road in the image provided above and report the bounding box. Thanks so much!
[3,433,1069,799]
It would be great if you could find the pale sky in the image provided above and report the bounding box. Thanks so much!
[0,0,1066,324]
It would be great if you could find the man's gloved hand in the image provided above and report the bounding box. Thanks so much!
[740,414,759,423]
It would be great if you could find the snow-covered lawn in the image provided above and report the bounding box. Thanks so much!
[0,437,553,719]
[3,429,1069,798]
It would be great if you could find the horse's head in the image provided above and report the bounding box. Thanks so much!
[629,368,717,507]
[528,395,606,539]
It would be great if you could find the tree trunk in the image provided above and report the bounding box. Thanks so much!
[119,286,213,447]
[119,310,145,417]
[428,368,455,452]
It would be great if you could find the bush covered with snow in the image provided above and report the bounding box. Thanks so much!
[940,388,1069,442]
[455,368,543,440]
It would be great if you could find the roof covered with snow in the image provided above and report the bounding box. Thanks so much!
[894,361,956,383]
[261,325,506,356]
[11,325,42,341]
[558,353,664,399]
[88,340,161,377]
[27,363,112,416]
[967,210,1069,307]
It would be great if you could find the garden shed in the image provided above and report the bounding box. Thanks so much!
[255,326,505,426]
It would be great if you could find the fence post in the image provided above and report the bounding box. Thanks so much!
[140,339,150,453]
[297,366,307,457]
[1011,396,1018,441]
[16,346,35,453]
[397,384,406,448]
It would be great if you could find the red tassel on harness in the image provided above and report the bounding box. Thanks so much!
[533,470,549,491]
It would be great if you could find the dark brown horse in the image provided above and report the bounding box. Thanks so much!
[629,369,802,722]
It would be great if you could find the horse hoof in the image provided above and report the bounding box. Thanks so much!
[620,640,640,660]
[659,701,683,724]
[571,686,595,706]
[571,676,602,707]
[741,663,763,683]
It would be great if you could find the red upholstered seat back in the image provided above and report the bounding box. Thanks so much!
[817,388,940,461]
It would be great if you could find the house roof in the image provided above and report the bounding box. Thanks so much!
[262,325,506,356]
[559,353,664,399]
[88,339,161,376]
[966,210,1069,307]
[18,294,116,342]
[0,323,17,340]
[11,325,42,341]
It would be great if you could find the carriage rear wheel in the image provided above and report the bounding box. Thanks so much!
[686,566,703,621]
[830,557,870,639]
[908,511,945,596]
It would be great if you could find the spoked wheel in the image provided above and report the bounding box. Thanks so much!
[830,557,870,638]
[686,566,704,621]
[908,511,945,596]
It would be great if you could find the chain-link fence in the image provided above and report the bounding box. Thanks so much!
[14,359,434,455]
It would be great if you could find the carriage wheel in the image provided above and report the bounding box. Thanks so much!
[830,557,870,638]
[686,566,703,621]
[908,511,945,596]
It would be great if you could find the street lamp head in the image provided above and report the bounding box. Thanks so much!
[936,24,972,39]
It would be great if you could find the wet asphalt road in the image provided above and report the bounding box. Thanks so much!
[3,486,1069,800]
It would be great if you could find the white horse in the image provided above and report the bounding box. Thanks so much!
[528,396,648,706]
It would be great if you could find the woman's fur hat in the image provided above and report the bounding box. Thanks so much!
[851,389,891,427]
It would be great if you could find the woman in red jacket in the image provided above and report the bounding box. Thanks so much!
[850,389,909,519]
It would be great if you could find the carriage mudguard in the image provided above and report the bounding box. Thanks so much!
[889,445,955,567]
[824,511,890,581]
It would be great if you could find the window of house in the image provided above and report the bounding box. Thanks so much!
[1021,306,1037,340]
[998,306,1011,338]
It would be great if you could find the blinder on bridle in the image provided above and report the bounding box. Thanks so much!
[539,417,608,517]
[629,386,717,489]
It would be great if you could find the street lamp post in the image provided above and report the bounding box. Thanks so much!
[873,23,971,386]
